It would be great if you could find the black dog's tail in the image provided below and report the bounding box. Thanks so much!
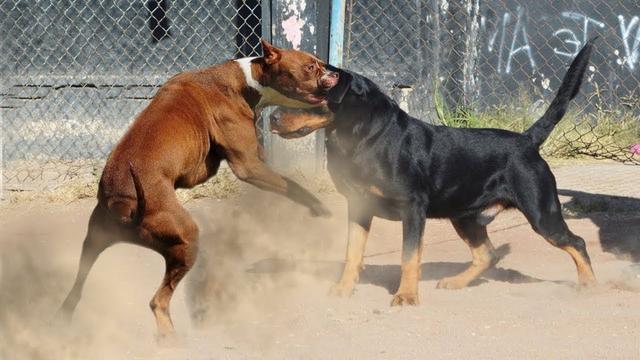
[524,39,595,148]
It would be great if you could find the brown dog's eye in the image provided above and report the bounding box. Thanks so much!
[304,63,316,72]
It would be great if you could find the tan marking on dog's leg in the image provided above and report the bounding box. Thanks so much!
[562,245,596,286]
[391,248,422,306]
[479,203,505,219]
[437,241,496,289]
[437,220,497,289]
[368,186,384,197]
[329,221,370,297]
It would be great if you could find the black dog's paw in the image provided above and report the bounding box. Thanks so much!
[390,292,420,306]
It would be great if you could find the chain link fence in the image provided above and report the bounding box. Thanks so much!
[1,0,263,191]
[2,0,639,196]
[343,0,640,164]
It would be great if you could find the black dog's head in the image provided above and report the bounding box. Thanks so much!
[323,64,374,110]
[269,64,373,139]
[324,64,352,106]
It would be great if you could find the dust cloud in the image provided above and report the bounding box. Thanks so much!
[0,189,346,359]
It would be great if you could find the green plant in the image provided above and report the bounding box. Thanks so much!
[432,87,640,163]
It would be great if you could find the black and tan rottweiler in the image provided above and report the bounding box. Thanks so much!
[269,41,596,305]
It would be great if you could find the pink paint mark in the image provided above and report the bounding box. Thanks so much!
[630,144,640,155]
[282,15,303,49]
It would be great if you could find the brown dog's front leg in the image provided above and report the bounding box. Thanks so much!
[228,158,330,217]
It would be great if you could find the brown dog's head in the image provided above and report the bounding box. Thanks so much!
[270,105,334,139]
[257,39,339,105]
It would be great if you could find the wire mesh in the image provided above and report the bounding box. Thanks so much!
[2,0,639,194]
[1,0,263,190]
[343,0,640,164]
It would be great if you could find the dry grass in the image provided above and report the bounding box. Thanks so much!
[434,90,640,164]
[2,162,340,205]
[3,163,242,204]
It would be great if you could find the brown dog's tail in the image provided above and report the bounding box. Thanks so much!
[524,38,595,148]
[105,162,146,227]
[128,162,146,226]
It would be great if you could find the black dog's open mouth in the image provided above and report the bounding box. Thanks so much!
[300,85,331,104]
[306,87,331,104]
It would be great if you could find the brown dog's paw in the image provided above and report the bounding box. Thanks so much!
[577,273,597,288]
[390,292,420,306]
[576,277,598,291]
[436,276,469,290]
[328,282,355,297]
[155,331,181,348]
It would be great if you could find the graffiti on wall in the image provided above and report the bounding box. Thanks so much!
[482,6,640,74]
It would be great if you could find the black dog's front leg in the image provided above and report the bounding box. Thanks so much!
[391,205,426,306]
[329,200,374,297]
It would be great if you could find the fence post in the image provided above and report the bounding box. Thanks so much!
[0,114,3,202]
[0,76,3,202]
[318,0,346,173]
[260,0,273,162]
[329,0,346,67]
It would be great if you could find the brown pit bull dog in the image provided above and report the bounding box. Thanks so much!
[58,39,338,339]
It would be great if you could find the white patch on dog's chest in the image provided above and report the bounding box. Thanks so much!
[234,57,317,109]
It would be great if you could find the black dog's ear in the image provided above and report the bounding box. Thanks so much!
[326,67,353,104]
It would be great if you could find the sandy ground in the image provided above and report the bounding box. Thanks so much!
[1,182,639,359]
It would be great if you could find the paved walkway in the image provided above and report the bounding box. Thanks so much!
[552,161,640,199]
[549,161,640,215]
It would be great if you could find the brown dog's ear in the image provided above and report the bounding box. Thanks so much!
[326,67,353,104]
[261,39,282,65]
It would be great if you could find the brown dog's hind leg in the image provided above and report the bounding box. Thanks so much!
[139,201,199,339]
[58,205,122,321]
[437,219,497,289]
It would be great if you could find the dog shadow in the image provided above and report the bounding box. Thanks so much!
[558,189,640,262]
[248,244,572,294]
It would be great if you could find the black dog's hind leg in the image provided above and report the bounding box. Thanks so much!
[437,218,498,289]
[512,165,596,285]
[391,206,426,306]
